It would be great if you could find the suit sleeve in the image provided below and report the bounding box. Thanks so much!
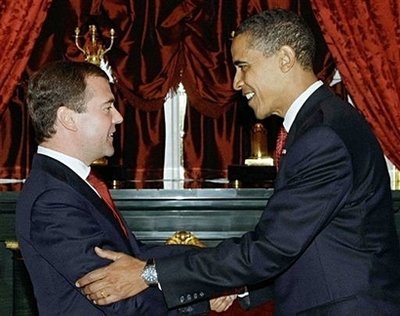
[28,186,185,315]
[156,126,354,308]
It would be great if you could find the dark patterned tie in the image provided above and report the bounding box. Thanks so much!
[274,126,288,170]
[87,171,129,237]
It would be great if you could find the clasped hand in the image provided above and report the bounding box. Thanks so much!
[75,247,236,312]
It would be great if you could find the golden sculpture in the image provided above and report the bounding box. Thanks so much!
[245,122,273,166]
[165,231,206,248]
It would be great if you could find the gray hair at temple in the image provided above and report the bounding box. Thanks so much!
[234,9,316,71]
[27,60,109,143]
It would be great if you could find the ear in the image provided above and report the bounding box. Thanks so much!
[278,45,296,73]
[57,106,77,131]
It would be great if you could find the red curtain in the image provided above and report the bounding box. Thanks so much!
[0,0,52,182]
[183,0,338,182]
[311,0,400,169]
[0,0,52,116]
[0,0,337,187]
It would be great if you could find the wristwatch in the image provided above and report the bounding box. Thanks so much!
[141,258,158,286]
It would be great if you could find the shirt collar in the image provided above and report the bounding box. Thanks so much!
[283,80,323,132]
[37,146,91,180]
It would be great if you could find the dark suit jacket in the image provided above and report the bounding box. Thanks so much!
[156,85,400,315]
[16,154,207,316]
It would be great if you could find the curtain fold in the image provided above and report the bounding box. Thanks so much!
[311,0,400,169]
[183,0,339,182]
[0,0,343,185]
[0,0,52,116]
[0,0,52,179]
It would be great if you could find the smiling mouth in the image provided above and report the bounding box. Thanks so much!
[245,92,255,102]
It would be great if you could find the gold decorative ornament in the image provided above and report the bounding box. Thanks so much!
[5,240,19,250]
[165,231,206,248]
[245,123,273,166]
[74,25,115,66]
[74,24,116,166]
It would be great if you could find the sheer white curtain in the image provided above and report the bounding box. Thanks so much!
[163,83,187,189]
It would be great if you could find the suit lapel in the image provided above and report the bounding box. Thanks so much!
[32,154,135,250]
[285,85,332,150]
[33,154,109,214]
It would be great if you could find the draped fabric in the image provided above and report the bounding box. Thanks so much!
[0,0,52,180]
[0,0,52,116]
[0,0,338,186]
[311,0,400,169]
[183,0,338,181]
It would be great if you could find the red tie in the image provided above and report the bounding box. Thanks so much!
[86,171,129,237]
[274,126,288,170]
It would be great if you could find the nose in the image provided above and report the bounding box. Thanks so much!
[112,108,123,124]
[233,70,243,91]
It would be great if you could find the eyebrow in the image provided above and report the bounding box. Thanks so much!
[233,60,247,66]
[103,98,115,105]
[98,99,115,108]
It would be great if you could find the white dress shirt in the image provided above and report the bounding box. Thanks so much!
[37,146,91,181]
[283,80,323,132]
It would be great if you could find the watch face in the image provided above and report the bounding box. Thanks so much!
[142,264,158,285]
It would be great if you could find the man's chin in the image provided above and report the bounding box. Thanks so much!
[254,111,269,120]
[253,106,275,120]
[104,151,114,158]
[95,150,114,162]
[249,104,260,117]
[105,145,115,157]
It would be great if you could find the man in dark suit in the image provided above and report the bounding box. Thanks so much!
[15,61,233,315]
[76,10,400,315]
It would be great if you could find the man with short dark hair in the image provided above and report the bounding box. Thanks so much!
[77,10,400,315]
[16,60,232,315]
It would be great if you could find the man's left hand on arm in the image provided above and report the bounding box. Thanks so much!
[75,247,147,305]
